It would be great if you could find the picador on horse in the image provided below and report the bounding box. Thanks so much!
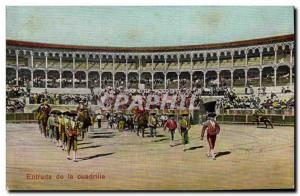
[37,99,52,137]
[133,107,149,137]
[76,101,92,140]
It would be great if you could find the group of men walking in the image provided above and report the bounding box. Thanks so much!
[37,99,221,161]
[37,99,92,162]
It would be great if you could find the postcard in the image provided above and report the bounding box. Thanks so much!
[6,6,295,191]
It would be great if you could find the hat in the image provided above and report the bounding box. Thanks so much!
[63,111,70,116]
[50,110,62,115]
[167,112,175,117]
[68,111,78,117]
[180,110,189,116]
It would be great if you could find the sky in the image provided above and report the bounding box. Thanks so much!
[6,6,294,47]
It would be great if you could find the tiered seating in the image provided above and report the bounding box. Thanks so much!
[206,60,218,68]
[141,63,152,71]
[47,59,60,69]
[277,54,291,64]
[166,78,178,89]
[233,58,245,67]
[248,57,260,66]
[18,56,30,67]
[128,63,138,71]
[114,63,126,71]
[262,77,274,86]
[33,59,45,68]
[247,77,260,86]
[192,61,205,70]
[167,62,177,70]
[180,62,190,70]
[262,56,274,65]
[277,77,290,86]
[62,60,73,69]
[6,58,16,66]
[88,61,99,69]
[219,59,232,68]
[75,61,86,69]
[153,62,164,70]
[102,63,113,70]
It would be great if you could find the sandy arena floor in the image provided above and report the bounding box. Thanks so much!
[6,123,294,190]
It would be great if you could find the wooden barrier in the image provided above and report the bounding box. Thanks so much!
[214,114,294,126]
[7,112,294,126]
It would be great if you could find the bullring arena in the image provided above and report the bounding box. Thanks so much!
[6,23,295,190]
[6,122,294,190]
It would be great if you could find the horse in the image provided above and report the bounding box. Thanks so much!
[255,114,273,129]
[77,110,92,140]
[37,103,51,137]
[133,111,149,137]
[123,114,134,132]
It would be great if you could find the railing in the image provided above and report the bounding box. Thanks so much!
[214,114,294,126]
[6,113,38,123]
[7,111,294,127]
[219,108,294,116]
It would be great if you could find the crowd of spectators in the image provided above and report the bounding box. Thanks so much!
[216,89,294,111]
[28,92,92,105]
[6,82,295,113]
[95,87,203,110]
[6,85,26,112]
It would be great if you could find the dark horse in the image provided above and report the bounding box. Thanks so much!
[124,114,134,132]
[255,114,273,129]
[133,111,149,137]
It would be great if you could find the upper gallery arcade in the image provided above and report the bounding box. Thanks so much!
[6,34,295,90]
